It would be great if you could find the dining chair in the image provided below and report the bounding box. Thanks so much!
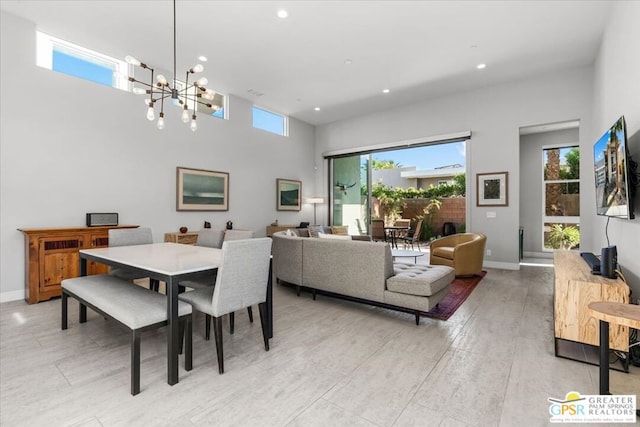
[401,219,423,251]
[179,230,255,337]
[108,227,160,292]
[223,229,255,241]
[178,238,273,374]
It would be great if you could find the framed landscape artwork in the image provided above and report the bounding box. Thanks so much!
[477,171,508,207]
[276,178,301,211]
[176,167,229,211]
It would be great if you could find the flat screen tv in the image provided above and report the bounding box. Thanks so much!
[593,115,636,219]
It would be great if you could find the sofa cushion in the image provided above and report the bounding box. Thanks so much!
[431,246,455,260]
[387,264,454,296]
[318,233,351,240]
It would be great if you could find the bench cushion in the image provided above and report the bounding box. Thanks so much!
[386,264,454,296]
[62,275,191,330]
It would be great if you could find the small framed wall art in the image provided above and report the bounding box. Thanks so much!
[276,178,302,211]
[476,171,508,207]
[176,167,229,211]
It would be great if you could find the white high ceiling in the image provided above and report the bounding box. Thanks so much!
[1,0,613,126]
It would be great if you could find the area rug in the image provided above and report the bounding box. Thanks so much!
[423,270,487,320]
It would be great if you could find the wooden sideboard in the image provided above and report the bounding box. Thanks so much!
[18,225,138,304]
[266,225,299,236]
[554,251,630,352]
[164,232,199,245]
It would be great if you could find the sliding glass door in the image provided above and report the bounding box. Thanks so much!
[331,154,371,235]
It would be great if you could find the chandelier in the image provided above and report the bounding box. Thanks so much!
[125,0,219,131]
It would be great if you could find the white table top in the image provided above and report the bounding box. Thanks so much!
[80,242,221,276]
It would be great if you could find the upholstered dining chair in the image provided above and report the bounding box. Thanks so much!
[178,238,273,374]
[223,229,255,241]
[108,227,159,292]
[179,229,254,338]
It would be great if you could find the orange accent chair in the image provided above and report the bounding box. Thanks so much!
[429,233,487,277]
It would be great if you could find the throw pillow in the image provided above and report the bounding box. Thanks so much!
[307,225,324,238]
[330,225,349,235]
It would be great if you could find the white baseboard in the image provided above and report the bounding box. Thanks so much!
[523,251,553,259]
[0,289,25,303]
[483,261,520,270]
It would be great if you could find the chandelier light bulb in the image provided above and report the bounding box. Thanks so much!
[125,55,141,66]
[126,1,215,132]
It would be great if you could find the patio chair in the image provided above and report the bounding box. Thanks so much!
[371,219,387,242]
[400,219,423,251]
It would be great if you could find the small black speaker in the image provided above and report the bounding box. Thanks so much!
[86,212,118,227]
[600,245,617,279]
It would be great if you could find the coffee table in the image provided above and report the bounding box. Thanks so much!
[391,249,424,263]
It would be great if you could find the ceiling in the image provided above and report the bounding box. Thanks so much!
[1,1,613,126]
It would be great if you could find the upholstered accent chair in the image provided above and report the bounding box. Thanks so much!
[108,227,159,291]
[429,233,487,277]
[178,238,273,374]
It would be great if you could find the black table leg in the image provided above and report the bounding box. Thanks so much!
[267,259,273,339]
[79,258,87,323]
[599,319,610,395]
[167,277,179,385]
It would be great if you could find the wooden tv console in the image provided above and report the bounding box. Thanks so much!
[554,251,630,363]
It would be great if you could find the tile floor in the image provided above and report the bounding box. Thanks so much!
[1,260,638,426]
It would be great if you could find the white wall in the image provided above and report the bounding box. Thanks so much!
[0,12,317,302]
[591,1,640,301]
[317,67,594,270]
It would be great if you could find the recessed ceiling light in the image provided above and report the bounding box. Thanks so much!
[277,9,288,18]
[344,59,353,65]
[382,89,390,94]
[198,55,208,62]
[314,107,321,111]
[477,63,487,69]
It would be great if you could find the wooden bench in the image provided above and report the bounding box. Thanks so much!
[61,274,193,395]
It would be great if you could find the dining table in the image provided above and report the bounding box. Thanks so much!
[78,242,273,386]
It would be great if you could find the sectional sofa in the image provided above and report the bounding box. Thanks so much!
[271,230,455,324]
